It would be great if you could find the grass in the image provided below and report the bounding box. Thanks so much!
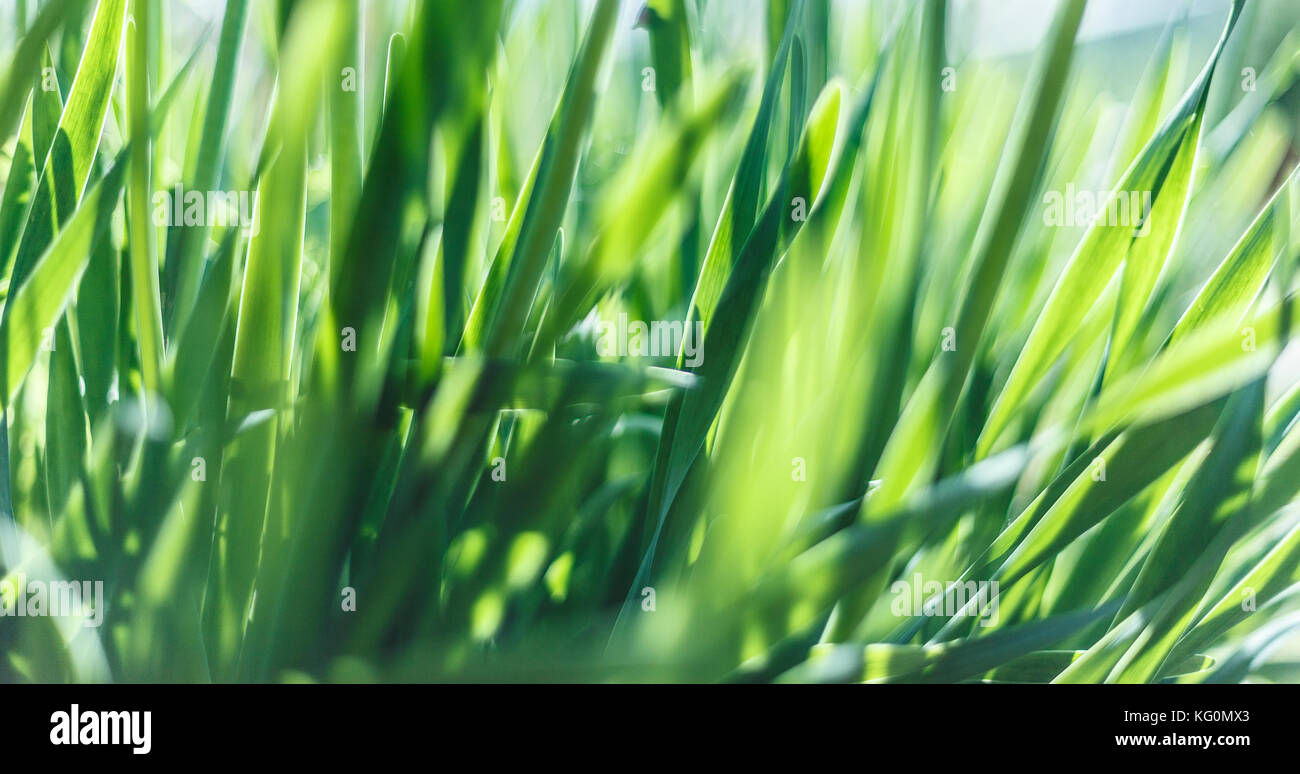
[0,0,1298,683]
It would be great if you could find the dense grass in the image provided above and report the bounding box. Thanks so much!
[0,0,1299,683]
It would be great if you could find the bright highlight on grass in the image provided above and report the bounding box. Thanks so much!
[0,0,1299,683]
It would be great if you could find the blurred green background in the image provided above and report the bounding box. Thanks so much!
[0,0,1298,683]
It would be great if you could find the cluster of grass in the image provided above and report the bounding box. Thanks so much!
[0,0,1298,683]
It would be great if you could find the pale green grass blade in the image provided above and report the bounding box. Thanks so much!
[125,11,164,398]
[481,0,618,358]
[0,97,38,278]
[0,0,89,146]
[637,0,693,111]
[203,0,352,679]
[7,0,128,292]
[532,73,745,356]
[1,154,127,408]
[978,1,1245,457]
[1170,164,1298,339]
[163,0,247,334]
[871,0,1085,510]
